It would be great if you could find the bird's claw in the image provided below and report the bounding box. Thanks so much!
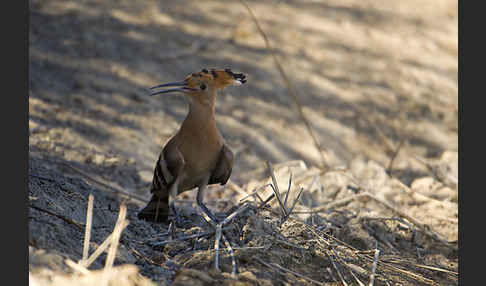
[199,203,249,274]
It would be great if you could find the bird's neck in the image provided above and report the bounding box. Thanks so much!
[181,92,218,132]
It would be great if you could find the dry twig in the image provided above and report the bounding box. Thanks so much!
[302,189,454,249]
[150,228,228,246]
[327,250,348,286]
[369,247,380,286]
[62,163,148,204]
[104,204,128,268]
[65,259,91,275]
[265,161,306,225]
[29,204,84,230]
[239,0,330,169]
[29,173,56,182]
[360,192,453,248]
[81,194,94,263]
[283,172,292,210]
[102,203,129,285]
[348,268,366,286]
[266,161,288,218]
[83,220,129,268]
[386,138,406,174]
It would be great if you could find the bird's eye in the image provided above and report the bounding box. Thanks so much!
[200,83,207,90]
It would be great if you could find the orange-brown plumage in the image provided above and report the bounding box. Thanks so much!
[138,68,247,223]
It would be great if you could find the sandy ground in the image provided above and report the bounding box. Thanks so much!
[29,0,458,285]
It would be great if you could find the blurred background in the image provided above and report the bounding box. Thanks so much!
[29,0,457,200]
[29,1,458,284]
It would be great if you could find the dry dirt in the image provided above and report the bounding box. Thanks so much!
[29,0,458,285]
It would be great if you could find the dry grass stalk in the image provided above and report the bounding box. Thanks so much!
[83,222,129,268]
[29,204,84,230]
[59,203,131,285]
[376,260,439,286]
[239,0,330,170]
[331,246,369,282]
[347,268,365,286]
[284,187,303,222]
[353,107,397,155]
[327,250,348,286]
[224,204,250,225]
[104,204,128,268]
[350,240,439,285]
[102,203,129,285]
[266,161,288,218]
[81,194,94,264]
[304,217,446,285]
[29,173,56,182]
[373,252,436,284]
[65,259,91,275]
[369,248,380,286]
[304,189,454,249]
[326,267,337,282]
[272,237,307,250]
[258,192,276,209]
[265,161,306,225]
[63,162,149,203]
[150,228,229,246]
[386,138,406,174]
[84,233,114,267]
[286,172,318,212]
[349,269,365,286]
[129,247,163,266]
[412,264,458,276]
[283,172,292,210]
[360,192,452,248]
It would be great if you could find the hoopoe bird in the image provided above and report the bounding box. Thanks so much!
[138,68,247,227]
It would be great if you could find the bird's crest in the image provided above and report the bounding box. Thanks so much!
[185,68,247,90]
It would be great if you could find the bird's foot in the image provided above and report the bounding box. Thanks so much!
[199,203,250,276]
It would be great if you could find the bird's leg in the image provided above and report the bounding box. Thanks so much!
[167,168,184,239]
[196,176,248,274]
[211,202,249,275]
[196,177,220,224]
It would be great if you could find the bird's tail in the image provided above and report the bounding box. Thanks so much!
[137,194,170,223]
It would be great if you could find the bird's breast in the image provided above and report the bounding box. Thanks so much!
[175,123,224,186]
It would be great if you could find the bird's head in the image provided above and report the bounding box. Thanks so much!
[150,68,247,98]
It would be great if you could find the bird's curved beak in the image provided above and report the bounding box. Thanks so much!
[150,81,196,96]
